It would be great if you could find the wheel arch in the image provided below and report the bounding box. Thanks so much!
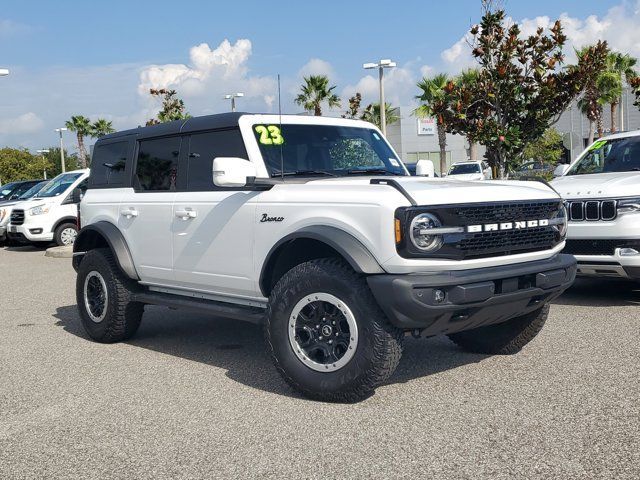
[259,225,384,297]
[52,216,79,234]
[73,221,139,280]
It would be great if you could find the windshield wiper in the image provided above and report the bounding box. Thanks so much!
[345,168,394,175]
[271,170,338,178]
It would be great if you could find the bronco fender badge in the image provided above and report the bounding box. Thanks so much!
[260,213,284,223]
[467,219,549,233]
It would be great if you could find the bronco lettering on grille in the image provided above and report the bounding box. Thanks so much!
[467,218,549,233]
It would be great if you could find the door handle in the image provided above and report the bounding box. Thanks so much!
[121,208,138,218]
[175,209,197,220]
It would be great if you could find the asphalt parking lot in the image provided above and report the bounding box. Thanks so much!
[0,246,638,479]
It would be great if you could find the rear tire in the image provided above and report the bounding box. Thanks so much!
[447,304,549,355]
[54,222,78,246]
[265,258,403,402]
[76,248,143,343]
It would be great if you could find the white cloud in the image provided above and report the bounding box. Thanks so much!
[137,39,277,111]
[0,112,43,135]
[297,58,335,78]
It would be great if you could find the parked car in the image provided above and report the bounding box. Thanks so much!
[7,170,89,246]
[509,160,556,180]
[0,180,49,243]
[0,179,43,202]
[446,161,492,180]
[73,113,574,402]
[552,131,640,281]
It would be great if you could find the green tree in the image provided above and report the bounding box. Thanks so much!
[456,69,481,160]
[602,52,637,133]
[91,118,116,138]
[428,2,609,178]
[40,148,79,177]
[522,128,563,165]
[146,88,191,126]
[361,102,400,129]
[0,148,48,183]
[65,115,92,168]
[576,46,612,142]
[295,75,341,116]
[415,73,451,175]
[342,92,362,119]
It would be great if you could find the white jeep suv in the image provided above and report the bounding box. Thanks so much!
[552,131,640,281]
[73,113,575,401]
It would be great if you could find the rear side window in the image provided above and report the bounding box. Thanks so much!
[186,129,248,190]
[90,141,129,187]
[135,137,182,191]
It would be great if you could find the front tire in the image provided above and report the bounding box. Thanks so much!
[447,304,549,355]
[54,222,78,246]
[76,248,143,343]
[266,258,403,402]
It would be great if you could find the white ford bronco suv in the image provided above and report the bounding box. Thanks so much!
[552,130,640,281]
[73,113,575,402]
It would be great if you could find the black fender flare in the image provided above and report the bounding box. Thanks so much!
[259,225,385,295]
[73,221,139,280]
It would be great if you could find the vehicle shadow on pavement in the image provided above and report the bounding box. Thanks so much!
[2,244,50,252]
[53,304,490,400]
[552,278,640,307]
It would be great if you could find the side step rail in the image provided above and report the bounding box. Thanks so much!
[132,291,266,325]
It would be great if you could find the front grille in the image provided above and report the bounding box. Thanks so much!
[453,200,561,224]
[397,200,564,260]
[564,239,640,256]
[457,227,557,259]
[568,200,617,221]
[10,209,25,225]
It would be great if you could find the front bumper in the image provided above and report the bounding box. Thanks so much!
[367,254,576,335]
[6,224,54,243]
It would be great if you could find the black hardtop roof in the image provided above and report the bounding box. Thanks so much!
[99,112,249,141]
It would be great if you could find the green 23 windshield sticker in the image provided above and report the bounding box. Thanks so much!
[255,125,284,145]
[589,140,607,151]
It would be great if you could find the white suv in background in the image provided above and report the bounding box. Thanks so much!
[7,169,89,246]
[446,161,492,180]
[552,131,640,281]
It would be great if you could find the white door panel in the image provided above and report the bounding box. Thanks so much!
[118,191,176,284]
[172,191,259,299]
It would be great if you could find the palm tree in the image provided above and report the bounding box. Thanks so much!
[576,47,606,144]
[456,69,480,160]
[415,73,450,175]
[295,75,341,116]
[361,103,400,129]
[604,53,637,133]
[65,115,92,168]
[91,118,115,138]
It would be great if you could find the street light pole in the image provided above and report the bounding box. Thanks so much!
[37,149,50,179]
[363,59,396,136]
[224,93,244,112]
[55,128,68,173]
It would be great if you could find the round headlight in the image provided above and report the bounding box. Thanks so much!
[554,205,568,238]
[410,213,444,252]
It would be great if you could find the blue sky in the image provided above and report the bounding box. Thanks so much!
[0,0,637,151]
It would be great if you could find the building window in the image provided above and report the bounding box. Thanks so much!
[404,151,452,173]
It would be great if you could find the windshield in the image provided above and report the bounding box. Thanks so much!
[0,182,19,198]
[567,137,640,175]
[253,124,406,177]
[35,173,82,198]
[18,181,48,199]
[449,163,481,175]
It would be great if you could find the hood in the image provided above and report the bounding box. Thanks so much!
[307,176,559,205]
[551,171,640,199]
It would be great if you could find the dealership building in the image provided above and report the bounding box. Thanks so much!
[385,88,640,174]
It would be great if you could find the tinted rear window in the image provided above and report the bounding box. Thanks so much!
[90,141,130,187]
[135,137,182,191]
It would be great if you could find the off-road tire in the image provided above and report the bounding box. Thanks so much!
[76,248,143,343]
[447,304,550,355]
[265,258,403,402]
[54,222,78,246]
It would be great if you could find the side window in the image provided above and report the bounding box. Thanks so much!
[186,129,248,190]
[90,141,129,187]
[135,137,182,191]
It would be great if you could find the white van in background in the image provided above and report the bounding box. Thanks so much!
[6,169,89,246]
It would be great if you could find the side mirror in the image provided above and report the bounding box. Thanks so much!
[553,164,570,177]
[213,157,258,187]
[415,159,435,177]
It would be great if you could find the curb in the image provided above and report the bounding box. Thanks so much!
[45,245,73,258]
